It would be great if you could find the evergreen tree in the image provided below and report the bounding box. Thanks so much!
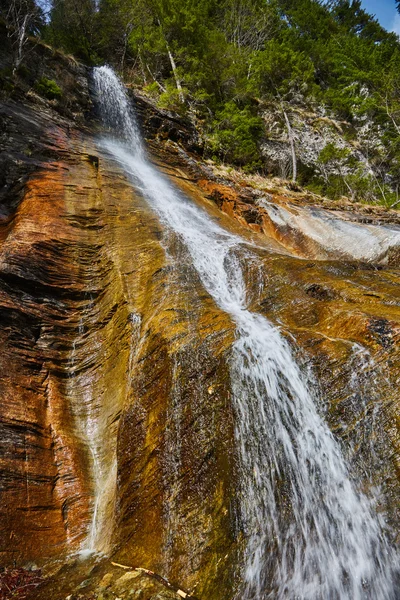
[42,0,400,197]
[47,0,98,62]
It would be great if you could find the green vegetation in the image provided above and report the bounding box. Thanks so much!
[208,102,264,169]
[34,76,62,99]
[2,0,400,205]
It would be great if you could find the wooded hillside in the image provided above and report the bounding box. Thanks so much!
[2,0,400,205]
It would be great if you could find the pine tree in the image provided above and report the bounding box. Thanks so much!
[47,0,97,62]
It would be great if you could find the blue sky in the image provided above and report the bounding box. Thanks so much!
[360,0,400,34]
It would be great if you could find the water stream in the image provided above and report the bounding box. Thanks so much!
[93,66,398,599]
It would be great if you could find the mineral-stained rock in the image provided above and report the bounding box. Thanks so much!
[0,71,239,597]
[0,45,399,600]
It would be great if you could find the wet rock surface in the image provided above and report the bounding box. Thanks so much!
[28,555,187,599]
[0,47,399,599]
[190,175,400,266]
[0,60,238,598]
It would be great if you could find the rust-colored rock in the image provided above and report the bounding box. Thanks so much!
[0,47,399,600]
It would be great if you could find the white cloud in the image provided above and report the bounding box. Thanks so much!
[391,13,400,37]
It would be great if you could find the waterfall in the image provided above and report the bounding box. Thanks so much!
[92,66,398,599]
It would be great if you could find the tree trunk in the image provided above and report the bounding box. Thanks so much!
[283,109,297,183]
[155,17,184,102]
[166,46,184,103]
[16,13,29,70]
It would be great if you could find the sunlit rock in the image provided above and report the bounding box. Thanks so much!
[0,55,399,600]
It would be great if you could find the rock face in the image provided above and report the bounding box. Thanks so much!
[259,100,391,204]
[0,41,400,600]
[0,49,238,598]
[194,175,400,266]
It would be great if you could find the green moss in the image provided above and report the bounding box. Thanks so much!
[35,76,62,100]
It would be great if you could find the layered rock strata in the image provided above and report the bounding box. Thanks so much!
[0,52,399,600]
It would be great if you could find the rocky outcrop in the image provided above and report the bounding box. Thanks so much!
[0,59,238,599]
[131,92,203,153]
[28,555,193,600]
[194,176,400,265]
[162,150,400,542]
[258,99,393,204]
[0,42,399,600]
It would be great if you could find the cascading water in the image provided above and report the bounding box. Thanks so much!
[93,66,398,599]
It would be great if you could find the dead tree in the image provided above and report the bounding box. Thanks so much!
[282,107,297,183]
[3,0,42,73]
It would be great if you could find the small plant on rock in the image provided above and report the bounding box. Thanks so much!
[35,76,62,100]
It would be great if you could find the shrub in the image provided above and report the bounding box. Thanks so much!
[158,82,187,112]
[35,77,62,100]
[143,81,159,99]
[208,101,263,171]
